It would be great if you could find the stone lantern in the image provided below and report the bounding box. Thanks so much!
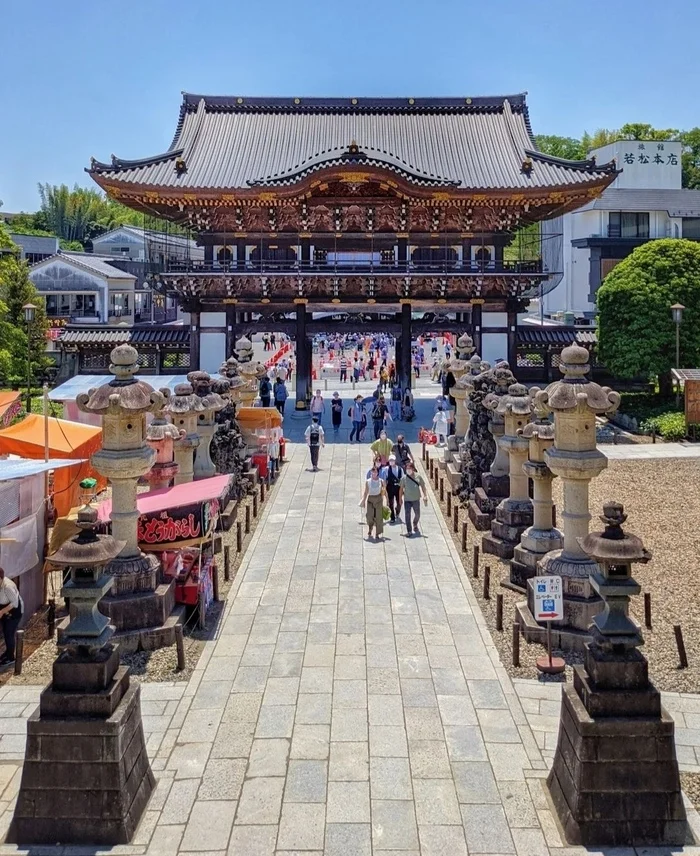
[528,344,620,639]
[548,502,687,847]
[456,332,476,362]
[483,363,515,488]
[483,382,533,559]
[10,504,154,845]
[187,370,227,479]
[447,334,475,439]
[164,382,204,485]
[235,334,254,363]
[77,344,164,589]
[510,401,562,590]
[144,394,185,491]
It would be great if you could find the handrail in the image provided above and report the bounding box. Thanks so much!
[159,259,544,276]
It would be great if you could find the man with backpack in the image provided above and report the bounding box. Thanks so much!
[273,377,288,414]
[304,416,325,472]
[371,395,391,440]
[259,375,272,408]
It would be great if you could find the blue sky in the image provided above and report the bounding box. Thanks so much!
[1,0,698,212]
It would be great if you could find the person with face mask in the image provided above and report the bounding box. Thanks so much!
[392,434,413,468]
[381,453,404,523]
[371,395,391,439]
[400,460,428,537]
[359,466,387,541]
[370,430,393,467]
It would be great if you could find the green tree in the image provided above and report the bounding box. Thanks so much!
[37,183,144,246]
[597,239,700,394]
[0,256,51,385]
[534,135,586,160]
[680,128,700,189]
[618,123,679,141]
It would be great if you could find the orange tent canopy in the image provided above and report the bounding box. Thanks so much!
[0,414,105,516]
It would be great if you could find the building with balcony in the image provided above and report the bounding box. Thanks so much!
[87,92,618,401]
[29,251,136,325]
[542,140,700,318]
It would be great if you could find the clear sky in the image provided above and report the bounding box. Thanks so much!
[1,0,698,212]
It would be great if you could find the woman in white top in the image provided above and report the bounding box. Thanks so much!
[360,466,386,541]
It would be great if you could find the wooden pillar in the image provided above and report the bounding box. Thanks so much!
[225,306,237,358]
[236,238,246,269]
[397,237,407,267]
[295,302,309,409]
[400,302,412,390]
[189,303,201,371]
[204,244,213,266]
[471,301,482,356]
[300,238,311,267]
[507,299,518,369]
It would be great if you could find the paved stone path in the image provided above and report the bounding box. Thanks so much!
[1,441,700,854]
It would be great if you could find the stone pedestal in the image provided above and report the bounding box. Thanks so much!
[165,382,204,485]
[144,404,184,491]
[188,371,227,480]
[483,383,533,560]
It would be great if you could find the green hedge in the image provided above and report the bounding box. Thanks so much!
[640,412,687,441]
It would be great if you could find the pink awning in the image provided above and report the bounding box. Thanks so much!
[97,474,233,522]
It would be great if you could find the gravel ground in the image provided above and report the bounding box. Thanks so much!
[427,456,700,694]
[6,473,280,687]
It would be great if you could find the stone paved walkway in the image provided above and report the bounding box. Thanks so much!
[1,441,700,855]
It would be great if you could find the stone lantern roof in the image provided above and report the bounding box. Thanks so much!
[50,504,125,567]
[578,501,652,565]
[487,382,533,416]
[77,344,165,415]
[164,382,206,416]
[535,344,620,414]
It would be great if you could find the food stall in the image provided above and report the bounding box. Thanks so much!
[97,474,234,625]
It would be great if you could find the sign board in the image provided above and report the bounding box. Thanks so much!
[685,379,700,426]
[137,498,219,549]
[533,575,563,621]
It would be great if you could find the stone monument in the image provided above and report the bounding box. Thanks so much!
[466,362,515,530]
[510,400,562,590]
[164,382,204,485]
[449,333,476,439]
[76,344,181,651]
[9,504,154,844]
[523,344,620,646]
[548,502,687,847]
[187,371,227,479]
[482,382,533,560]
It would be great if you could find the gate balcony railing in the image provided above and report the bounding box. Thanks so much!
[159,258,545,276]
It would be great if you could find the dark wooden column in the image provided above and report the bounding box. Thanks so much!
[295,302,309,409]
[507,299,518,369]
[397,237,408,267]
[204,244,213,266]
[300,237,311,267]
[400,302,412,390]
[471,301,483,357]
[225,305,238,358]
[189,303,201,371]
[236,238,246,269]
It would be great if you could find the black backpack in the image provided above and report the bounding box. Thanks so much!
[371,404,382,420]
[309,428,320,447]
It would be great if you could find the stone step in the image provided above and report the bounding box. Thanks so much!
[481,532,516,560]
[446,463,462,491]
[467,499,492,531]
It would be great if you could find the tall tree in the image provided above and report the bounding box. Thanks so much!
[0,255,51,384]
[618,123,679,141]
[534,135,586,161]
[597,239,700,395]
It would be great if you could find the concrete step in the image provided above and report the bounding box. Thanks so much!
[446,463,462,491]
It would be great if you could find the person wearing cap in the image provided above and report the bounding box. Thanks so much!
[331,391,343,437]
[400,460,428,536]
[381,453,404,523]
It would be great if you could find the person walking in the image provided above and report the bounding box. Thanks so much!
[331,392,343,437]
[339,355,348,383]
[433,405,449,446]
[392,434,413,468]
[353,359,361,383]
[273,377,288,415]
[389,382,402,421]
[310,389,325,425]
[370,395,391,439]
[349,395,365,443]
[259,375,272,408]
[360,466,386,541]
[0,568,23,667]
[304,416,325,472]
[370,429,393,467]
[270,332,276,350]
[379,365,389,393]
[382,453,404,523]
[400,460,428,537]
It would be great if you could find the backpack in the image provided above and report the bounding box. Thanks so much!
[309,429,320,447]
[260,378,271,396]
[371,404,382,420]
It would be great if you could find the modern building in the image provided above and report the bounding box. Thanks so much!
[91,225,203,265]
[8,233,59,264]
[542,140,700,318]
[29,251,137,325]
[87,92,618,402]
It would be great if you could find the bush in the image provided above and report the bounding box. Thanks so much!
[640,412,687,441]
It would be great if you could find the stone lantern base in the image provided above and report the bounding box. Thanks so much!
[9,646,154,846]
[548,645,688,847]
[467,472,510,531]
[482,498,533,560]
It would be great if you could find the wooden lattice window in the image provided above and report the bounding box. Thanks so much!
[162,352,191,369]
[80,352,110,371]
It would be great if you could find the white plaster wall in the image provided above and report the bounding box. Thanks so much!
[482,312,507,328]
[200,332,226,374]
[481,332,508,366]
[201,312,227,327]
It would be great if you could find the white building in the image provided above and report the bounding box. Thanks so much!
[91,225,203,265]
[29,252,136,325]
[541,140,700,319]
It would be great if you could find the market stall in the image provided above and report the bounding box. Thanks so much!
[0,415,104,516]
[97,474,233,625]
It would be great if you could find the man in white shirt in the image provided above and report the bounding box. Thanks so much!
[0,568,23,665]
[304,417,325,472]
